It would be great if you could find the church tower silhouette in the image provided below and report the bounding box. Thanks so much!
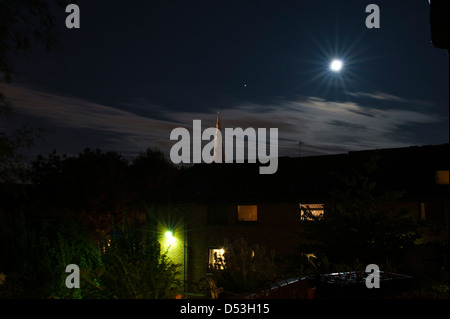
[212,112,225,163]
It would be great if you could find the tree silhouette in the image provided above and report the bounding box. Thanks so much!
[129,147,178,200]
[0,0,68,81]
[1,0,69,185]
[30,147,179,236]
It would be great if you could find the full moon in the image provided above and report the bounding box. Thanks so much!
[330,59,343,72]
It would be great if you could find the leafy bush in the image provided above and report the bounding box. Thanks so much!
[81,214,182,299]
[0,210,101,298]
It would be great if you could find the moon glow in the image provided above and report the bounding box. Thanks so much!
[330,59,343,72]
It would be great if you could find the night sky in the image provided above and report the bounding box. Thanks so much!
[1,0,448,160]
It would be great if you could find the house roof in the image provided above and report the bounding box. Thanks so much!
[152,144,449,204]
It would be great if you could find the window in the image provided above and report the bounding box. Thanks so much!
[300,203,324,221]
[237,205,258,222]
[208,248,225,270]
[436,170,449,185]
[207,205,228,225]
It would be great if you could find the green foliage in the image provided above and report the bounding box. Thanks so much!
[81,213,182,299]
[0,210,101,298]
[82,250,181,299]
[210,238,278,293]
[0,208,181,299]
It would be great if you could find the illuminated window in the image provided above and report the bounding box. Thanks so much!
[436,170,449,185]
[237,205,258,222]
[208,248,225,270]
[300,203,324,221]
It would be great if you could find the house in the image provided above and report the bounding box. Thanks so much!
[151,143,449,290]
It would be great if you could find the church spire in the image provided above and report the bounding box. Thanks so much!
[216,111,221,131]
[212,112,224,163]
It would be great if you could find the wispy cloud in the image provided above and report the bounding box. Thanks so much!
[346,91,435,108]
[0,84,445,159]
